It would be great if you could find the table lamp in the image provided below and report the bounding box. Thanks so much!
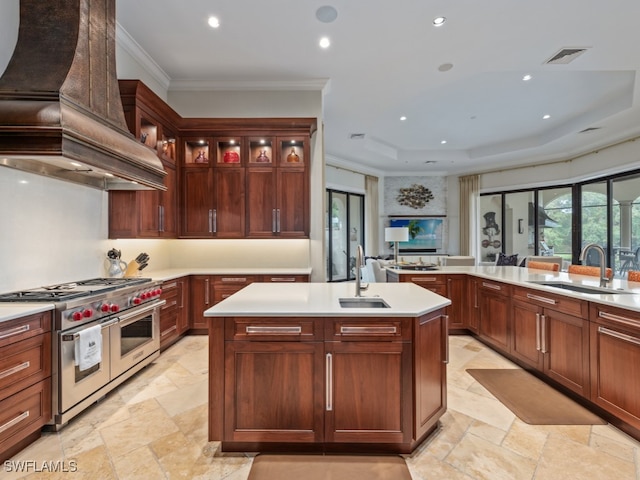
[385,227,409,264]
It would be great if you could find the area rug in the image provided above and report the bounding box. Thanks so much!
[247,454,412,480]
[466,369,606,425]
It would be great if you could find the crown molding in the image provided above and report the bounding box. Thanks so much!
[116,23,171,91]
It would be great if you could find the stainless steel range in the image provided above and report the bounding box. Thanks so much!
[0,277,165,429]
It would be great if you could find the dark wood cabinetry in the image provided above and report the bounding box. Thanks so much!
[0,311,52,462]
[109,80,181,239]
[190,276,215,332]
[159,277,188,350]
[466,277,480,333]
[478,280,511,351]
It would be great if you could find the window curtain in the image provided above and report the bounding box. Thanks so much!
[459,175,479,257]
[365,175,379,256]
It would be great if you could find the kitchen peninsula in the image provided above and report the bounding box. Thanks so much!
[204,282,451,453]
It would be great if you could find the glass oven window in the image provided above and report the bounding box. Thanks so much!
[120,315,153,356]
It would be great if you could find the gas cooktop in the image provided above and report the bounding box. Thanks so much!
[0,277,152,302]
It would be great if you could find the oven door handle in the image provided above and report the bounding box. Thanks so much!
[116,300,166,327]
[61,318,119,341]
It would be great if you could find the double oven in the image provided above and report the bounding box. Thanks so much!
[0,278,165,429]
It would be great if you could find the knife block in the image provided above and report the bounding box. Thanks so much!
[123,261,140,278]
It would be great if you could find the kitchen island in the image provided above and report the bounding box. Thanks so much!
[204,282,451,454]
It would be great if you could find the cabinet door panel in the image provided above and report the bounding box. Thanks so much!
[137,190,161,237]
[182,169,213,237]
[247,169,276,237]
[277,168,308,237]
[479,290,510,351]
[215,168,245,237]
[325,341,411,444]
[161,164,177,236]
[446,275,467,329]
[511,299,543,369]
[224,341,324,443]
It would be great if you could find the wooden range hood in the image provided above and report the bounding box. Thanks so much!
[0,0,166,190]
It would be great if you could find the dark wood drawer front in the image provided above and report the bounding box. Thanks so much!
[0,379,51,451]
[214,286,246,304]
[226,318,322,341]
[261,275,309,283]
[0,312,51,349]
[407,275,444,286]
[590,304,640,330]
[327,318,411,341]
[213,276,255,286]
[513,286,587,317]
[0,333,51,402]
[479,280,510,296]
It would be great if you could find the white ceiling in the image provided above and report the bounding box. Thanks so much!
[116,0,640,176]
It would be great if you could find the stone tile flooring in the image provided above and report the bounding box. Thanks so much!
[4,335,640,479]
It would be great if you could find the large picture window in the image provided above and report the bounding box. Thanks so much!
[326,189,365,282]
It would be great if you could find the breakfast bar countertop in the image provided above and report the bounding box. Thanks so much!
[203,281,451,317]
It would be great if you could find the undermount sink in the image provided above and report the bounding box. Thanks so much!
[339,297,391,308]
[527,281,633,295]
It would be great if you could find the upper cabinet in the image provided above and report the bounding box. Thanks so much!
[109,81,182,239]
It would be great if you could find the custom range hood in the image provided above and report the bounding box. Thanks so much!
[0,0,166,190]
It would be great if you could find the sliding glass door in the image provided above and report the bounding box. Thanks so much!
[326,190,364,282]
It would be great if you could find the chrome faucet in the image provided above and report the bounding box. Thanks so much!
[579,243,609,288]
[355,245,368,297]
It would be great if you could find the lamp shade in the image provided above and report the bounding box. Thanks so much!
[385,227,409,242]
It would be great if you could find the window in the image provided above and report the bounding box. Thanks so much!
[326,190,365,282]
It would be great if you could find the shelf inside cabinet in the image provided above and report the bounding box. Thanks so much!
[185,139,211,165]
[248,137,274,165]
[279,139,304,165]
[216,137,242,165]
[140,117,158,150]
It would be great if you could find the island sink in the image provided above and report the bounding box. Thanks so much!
[527,281,632,295]
[339,297,390,308]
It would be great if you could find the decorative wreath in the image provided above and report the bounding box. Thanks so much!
[396,184,434,209]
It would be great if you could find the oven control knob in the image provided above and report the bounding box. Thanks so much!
[72,311,83,321]
[155,288,162,296]
[110,304,120,313]
[132,297,142,305]
[140,292,149,300]
[101,303,110,313]
[83,309,93,318]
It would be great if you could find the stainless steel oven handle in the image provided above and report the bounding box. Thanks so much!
[116,300,165,325]
[62,318,119,341]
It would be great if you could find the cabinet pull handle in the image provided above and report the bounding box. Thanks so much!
[535,313,541,351]
[326,353,333,411]
[444,315,449,364]
[340,325,397,334]
[164,281,177,289]
[205,278,210,305]
[0,361,30,380]
[158,205,163,232]
[526,293,556,305]
[482,282,501,290]
[0,411,29,434]
[599,311,640,329]
[276,208,281,233]
[245,326,302,334]
[272,209,276,233]
[412,277,436,282]
[0,324,30,340]
[474,282,478,308]
[208,209,213,233]
[268,277,296,282]
[213,208,217,233]
[598,326,640,346]
[540,314,547,353]
[221,277,247,283]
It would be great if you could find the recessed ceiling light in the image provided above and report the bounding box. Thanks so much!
[522,74,532,81]
[19,180,28,184]
[208,16,220,28]
[319,37,331,49]
[433,16,446,27]
[400,116,407,121]
[316,6,338,23]
[543,114,551,119]
[441,140,447,144]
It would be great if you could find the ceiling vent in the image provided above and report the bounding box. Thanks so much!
[545,48,589,65]
[424,160,438,164]
[349,133,366,140]
[579,127,602,133]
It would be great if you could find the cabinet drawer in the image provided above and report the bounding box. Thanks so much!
[406,275,445,286]
[590,303,640,330]
[214,286,246,304]
[261,275,309,283]
[225,317,322,341]
[326,318,411,341]
[0,333,51,402]
[513,286,587,317]
[0,312,51,349]
[0,379,51,453]
[478,280,510,296]
[213,275,256,286]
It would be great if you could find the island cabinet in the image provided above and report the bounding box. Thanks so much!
[210,309,448,454]
[477,280,511,352]
[589,303,640,433]
[511,286,590,396]
[0,311,52,462]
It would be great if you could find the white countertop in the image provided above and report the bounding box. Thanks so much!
[204,282,452,317]
[0,303,55,323]
[146,267,312,283]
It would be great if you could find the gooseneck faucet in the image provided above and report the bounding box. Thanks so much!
[579,243,609,288]
[355,245,366,297]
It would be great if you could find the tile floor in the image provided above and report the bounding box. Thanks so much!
[4,335,640,479]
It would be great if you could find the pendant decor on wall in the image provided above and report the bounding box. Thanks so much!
[396,184,435,209]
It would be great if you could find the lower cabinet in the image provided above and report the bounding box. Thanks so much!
[466,277,480,333]
[214,310,447,453]
[190,275,215,331]
[478,280,511,352]
[589,303,640,432]
[159,277,188,350]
